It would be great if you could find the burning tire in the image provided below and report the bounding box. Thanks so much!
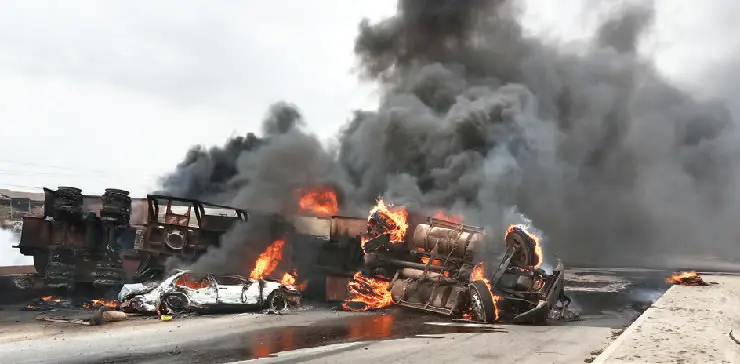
[469,280,497,323]
[505,226,539,268]
[162,292,190,314]
[266,290,289,312]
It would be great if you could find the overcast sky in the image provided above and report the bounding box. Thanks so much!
[0,0,737,197]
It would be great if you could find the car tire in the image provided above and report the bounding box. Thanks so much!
[265,289,288,312]
[162,292,190,314]
[469,280,497,323]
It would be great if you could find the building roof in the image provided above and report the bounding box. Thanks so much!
[0,189,45,201]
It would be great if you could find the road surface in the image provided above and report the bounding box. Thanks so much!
[0,269,670,364]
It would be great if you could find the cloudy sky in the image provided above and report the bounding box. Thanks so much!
[0,0,737,197]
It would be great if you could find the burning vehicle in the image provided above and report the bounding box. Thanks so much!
[343,200,572,324]
[118,270,301,314]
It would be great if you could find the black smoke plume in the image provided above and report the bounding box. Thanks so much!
[162,1,740,269]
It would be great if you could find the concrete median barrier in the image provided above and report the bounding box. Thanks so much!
[594,275,740,363]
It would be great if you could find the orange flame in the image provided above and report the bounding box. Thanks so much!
[665,271,708,286]
[298,186,339,216]
[433,211,463,223]
[471,262,501,321]
[83,299,119,309]
[362,199,408,250]
[41,296,61,303]
[280,271,308,291]
[175,274,212,289]
[506,224,544,268]
[342,272,394,311]
[250,239,286,280]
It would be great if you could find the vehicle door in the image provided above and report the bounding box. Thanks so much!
[214,276,247,305]
[172,272,217,305]
[241,278,262,305]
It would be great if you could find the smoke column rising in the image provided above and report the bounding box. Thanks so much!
[161,0,740,268]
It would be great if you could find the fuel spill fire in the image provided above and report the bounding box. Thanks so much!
[342,271,394,311]
[343,199,411,310]
[506,224,544,268]
[297,186,339,216]
[665,271,709,286]
[471,262,501,321]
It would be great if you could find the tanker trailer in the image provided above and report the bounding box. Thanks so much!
[361,216,572,324]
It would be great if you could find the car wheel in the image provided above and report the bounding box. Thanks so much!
[162,293,190,314]
[469,280,497,324]
[266,290,288,312]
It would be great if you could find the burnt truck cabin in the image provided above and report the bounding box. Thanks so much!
[130,195,248,282]
[137,194,248,254]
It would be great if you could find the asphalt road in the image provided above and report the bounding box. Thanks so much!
[0,269,672,364]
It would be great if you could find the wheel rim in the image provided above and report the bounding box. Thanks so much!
[269,294,288,311]
[165,294,188,313]
[470,288,486,322]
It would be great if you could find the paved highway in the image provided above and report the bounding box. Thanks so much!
[0,269,670,364]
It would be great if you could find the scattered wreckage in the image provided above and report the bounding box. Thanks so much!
[344,202,575,325]
[118,270,301,315]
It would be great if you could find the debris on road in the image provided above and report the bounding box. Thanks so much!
[22,296,120,311]
[118,269,302,315]
[665,271,710,286]
[36,306,128,326]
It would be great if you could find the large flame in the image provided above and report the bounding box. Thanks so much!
[342,272,394,311]
[506,224,544,268]
[297,186,339,216]
[363,199,408,250]
[250,239,285,280]
[433,211,463,223]
[471,262,501,321]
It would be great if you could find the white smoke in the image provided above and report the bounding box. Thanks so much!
[0,229,33,266]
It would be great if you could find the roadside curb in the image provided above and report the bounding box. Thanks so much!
[591,288,663,364]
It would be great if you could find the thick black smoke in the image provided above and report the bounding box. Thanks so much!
[162,1,740,269]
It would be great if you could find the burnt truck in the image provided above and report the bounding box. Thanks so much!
[15,187,248,292]
[359,214,572,324]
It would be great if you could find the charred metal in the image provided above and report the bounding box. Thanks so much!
[354,215,575,324]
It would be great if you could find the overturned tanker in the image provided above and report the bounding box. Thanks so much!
[358,215,572,324]
[16,187,134,291]
[15,187,248,291]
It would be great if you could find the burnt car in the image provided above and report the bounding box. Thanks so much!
[118,270,301,314]
[359,216,572,324]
